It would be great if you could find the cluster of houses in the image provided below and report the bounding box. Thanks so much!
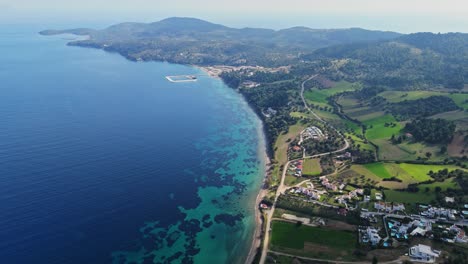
[291,185,324,200]
[442,224,468,243]
[419,205,457,220]
[301,126,325,141]
[374,202,405,213]
[386,217,432,241]
[335,188,364,205]
[319,176,338,191]
[289,160,303,177]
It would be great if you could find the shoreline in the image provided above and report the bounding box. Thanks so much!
[194,63,271,264]
[242,92,271,264]
[244,151,270,264]
[42,35,270,262]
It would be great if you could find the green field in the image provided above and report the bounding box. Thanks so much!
[384,178,460,204]
[384,189,435,204]
[302,158,322,176]
[363,162,392,179]
[343,162,463,189]
[305,81,360,107]
[379,91,468,110]
[398,163,459,181]
[363,114,402,140]
[270,221,358,260]
[419,178,460,192]
[346,133,374,151]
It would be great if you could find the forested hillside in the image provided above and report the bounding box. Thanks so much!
[305,32,468,89]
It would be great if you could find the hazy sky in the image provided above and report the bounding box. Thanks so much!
[1,0,468,33]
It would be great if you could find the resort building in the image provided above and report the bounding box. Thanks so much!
[409,244,441,263]
[374,202,403,212]
[301,126,325,141]
[361,226,381,246]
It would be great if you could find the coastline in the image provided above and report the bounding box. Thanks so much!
[201,65,271,264]
[41,33,270,262]
[244,150,270,264]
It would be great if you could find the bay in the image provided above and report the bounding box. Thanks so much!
[0,25,265,264]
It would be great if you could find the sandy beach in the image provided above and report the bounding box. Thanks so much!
[244,151,271,264]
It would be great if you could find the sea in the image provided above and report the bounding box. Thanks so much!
[0,24,266,264]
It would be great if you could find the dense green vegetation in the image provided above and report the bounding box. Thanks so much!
[220,71,300,151]
[389,96,460,119]
[307,33,468,89]
[47,17,401,67]
[405,118,456,144]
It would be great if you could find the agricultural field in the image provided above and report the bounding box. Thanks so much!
[336,162,464,189]
[363,162,392,179]
[363,114,402,140]
[304,81,361,107]
[345,133,374,151]
[337,90,468,161]
[448,131,468,157]
[383,189,436,204]
[383,178,460,204]
[302,158,322,176]
[270,220,358,261]
[379,91,468,110]
[284,175,305,186]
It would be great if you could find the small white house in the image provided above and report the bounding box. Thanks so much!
[366,227,381,246]
[409,244,441,263]
[445,197,455,203]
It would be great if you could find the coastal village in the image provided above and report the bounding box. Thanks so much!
[242,72,468,264]
[258,124,468,263]
[165,57,468,264]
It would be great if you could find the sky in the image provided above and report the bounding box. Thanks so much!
[1,0,468,33]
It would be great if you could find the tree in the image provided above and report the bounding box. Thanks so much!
[372,256,378,264]
[426,152,432,159]
[440,145,447,154]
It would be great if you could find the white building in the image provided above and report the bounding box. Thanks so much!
[375,192,383,201]
[409,244,441,263]
[366,227,381,246]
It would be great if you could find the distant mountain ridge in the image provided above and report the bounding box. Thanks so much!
[40,17,402,66]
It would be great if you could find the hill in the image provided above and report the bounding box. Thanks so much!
[305,32,468,89]
[40,17,401,66]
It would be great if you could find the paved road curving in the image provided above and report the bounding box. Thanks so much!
[258,75,350,264]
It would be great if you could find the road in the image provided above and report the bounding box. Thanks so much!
[268,250,408,264]
[258,75,350,264]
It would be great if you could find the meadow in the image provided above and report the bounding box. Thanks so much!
[270,221,358,260]
[302,158,322,176]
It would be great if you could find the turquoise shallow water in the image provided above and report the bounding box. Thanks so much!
[0,25,265,264]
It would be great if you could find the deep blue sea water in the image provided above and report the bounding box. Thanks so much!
[0,25,265,264]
